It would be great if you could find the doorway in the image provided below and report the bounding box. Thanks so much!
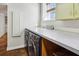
[0,4,7,52]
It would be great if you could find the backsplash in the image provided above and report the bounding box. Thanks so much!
[54,20,79,33]
[54,20,79,28]
[40,19,79,33]
[41,20,54,30]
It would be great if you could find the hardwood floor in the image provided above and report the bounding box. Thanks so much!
[0,33,28,56]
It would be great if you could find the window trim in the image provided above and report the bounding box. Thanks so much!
[42,3,56,21]
[47,8,56,12]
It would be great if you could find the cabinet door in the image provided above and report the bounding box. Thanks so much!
[42,38,47,56]
[74,3,79,19]
[12,10,20,36]
[56,3,74,20]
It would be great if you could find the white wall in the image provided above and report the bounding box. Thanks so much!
[23,4,40,28]
[0,13,5,37]
[7,3,40,50]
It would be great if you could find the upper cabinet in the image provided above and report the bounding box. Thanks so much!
[56,3,74,20]
[74,3,79,19]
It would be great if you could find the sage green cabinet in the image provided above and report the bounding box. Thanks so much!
[74,3,79,19]
[56,3,74,20]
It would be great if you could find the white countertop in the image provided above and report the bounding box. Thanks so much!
[25,27,79,55]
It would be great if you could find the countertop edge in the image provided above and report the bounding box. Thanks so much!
[25,27,79,55]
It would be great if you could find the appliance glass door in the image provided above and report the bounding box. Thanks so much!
[28,32,41,56]
[28,39,36,56]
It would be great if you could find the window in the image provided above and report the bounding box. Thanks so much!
[42,3,56,21]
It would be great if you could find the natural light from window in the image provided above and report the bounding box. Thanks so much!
[42,3,56,21]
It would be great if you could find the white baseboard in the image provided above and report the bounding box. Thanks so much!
[7,44,26,51]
